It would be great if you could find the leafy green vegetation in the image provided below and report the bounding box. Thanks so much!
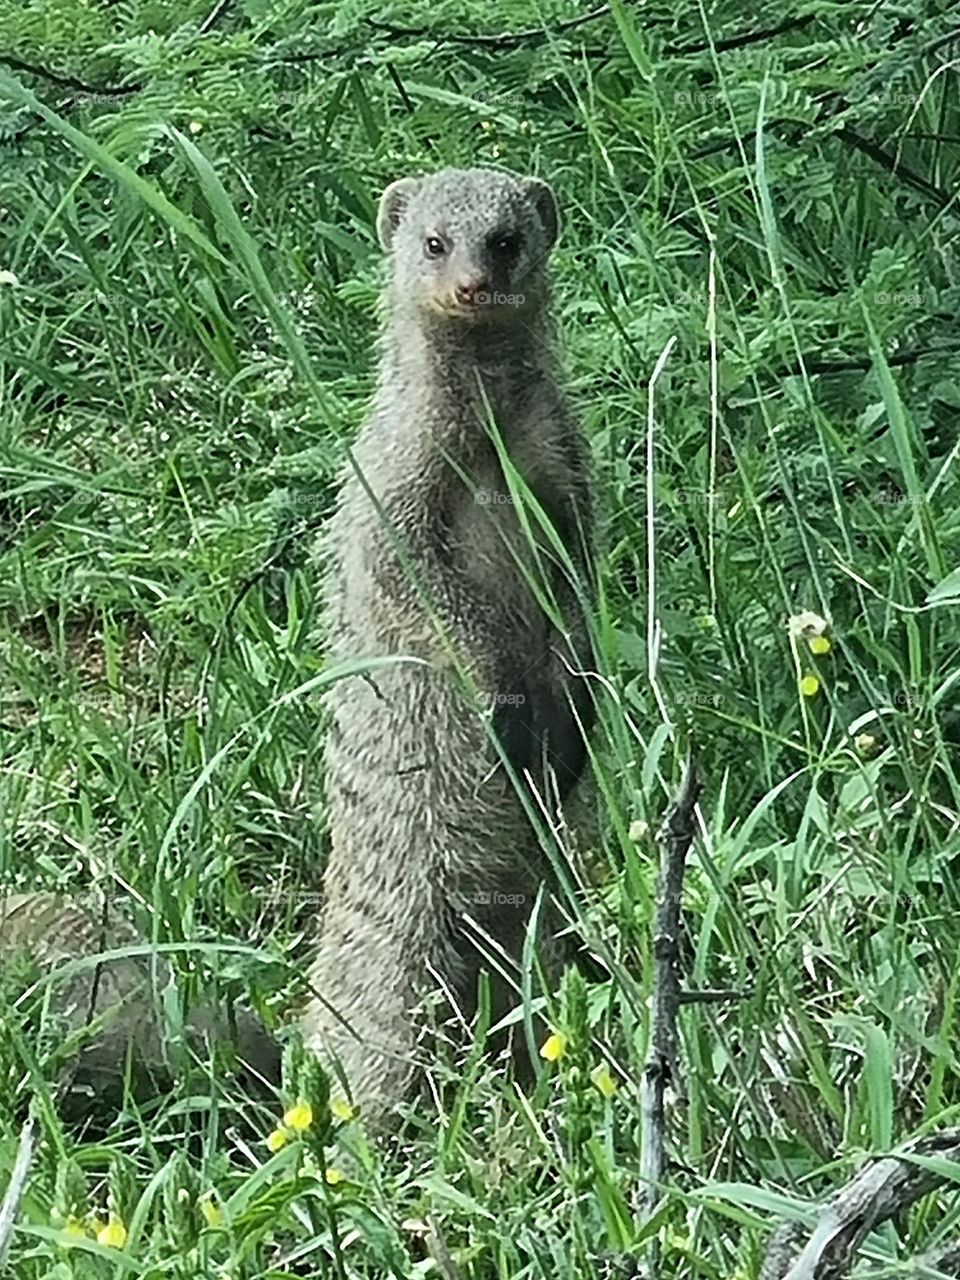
[2,0,960,1275]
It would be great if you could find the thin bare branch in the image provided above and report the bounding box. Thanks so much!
[670,14,814,56]
[639,756,702,1235]
[0,1114,37,1268]
[0,54,138,96]
[366,4,613,48]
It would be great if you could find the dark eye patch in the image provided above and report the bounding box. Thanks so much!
[488,229,522,256]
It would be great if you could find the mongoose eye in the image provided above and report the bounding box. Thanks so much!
[425,236,447,258]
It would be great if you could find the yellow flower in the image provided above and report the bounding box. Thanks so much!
[283,1101,314,1132]
[809,635,831,655]
[266,1127,289,1152]
[540,1032,566,1062]
[591,1063,618,1098]
[198,1192,223,1228]
[59,1216,88,1248]
[96,1215,127,1249]
[855,733,877,756]
[188,120,203,134]
[330,1098,356,1122]
[325,1168,345,1185]
[800,675,820,698]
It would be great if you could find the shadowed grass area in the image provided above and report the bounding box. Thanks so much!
[2,0,960,1275]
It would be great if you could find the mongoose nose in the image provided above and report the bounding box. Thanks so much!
[455,279,491,306]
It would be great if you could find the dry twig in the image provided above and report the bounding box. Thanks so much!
[761,1129,960,1280]
[639,757,702,1229]
[0,1114,37,1270]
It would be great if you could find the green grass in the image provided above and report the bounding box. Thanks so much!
[2,0,960,1275]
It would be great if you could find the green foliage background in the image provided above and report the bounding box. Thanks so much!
[2,1,960,1276]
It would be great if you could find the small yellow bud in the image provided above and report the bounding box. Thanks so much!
[540,1032,566,1062]
[330,1098,356,1122]
[283,1101,313,1132]
[809,635,832,655]
[855,733,878,756]
[188,120,203,134]
[96,1215,127,1249]
[800,675,820,698]
[266,1127,289,1152]
[591,1063,618,1098]
[628,819,649,843]
[325,1168,345,1185]
[198,1192,223,1227]
[59,1217,88,1248]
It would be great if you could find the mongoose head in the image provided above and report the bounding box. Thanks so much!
[377,167,559,325]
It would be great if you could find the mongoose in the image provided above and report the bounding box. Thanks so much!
[0,892,280,1113]
[303,167,594,1128]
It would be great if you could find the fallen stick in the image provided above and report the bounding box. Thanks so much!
[761,1128,960,1280]
[909,1239,960,1277]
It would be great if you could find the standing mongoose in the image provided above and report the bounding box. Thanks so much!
[302,167,595,1127]
[0,892,280,1113]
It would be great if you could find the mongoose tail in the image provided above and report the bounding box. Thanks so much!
[0,892,280,1109]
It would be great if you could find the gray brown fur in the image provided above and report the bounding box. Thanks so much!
[0,893,279,1107]
[302,168,594,1127]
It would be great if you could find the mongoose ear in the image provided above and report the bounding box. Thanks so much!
[523,177,560,250]
[377,177,422,250]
